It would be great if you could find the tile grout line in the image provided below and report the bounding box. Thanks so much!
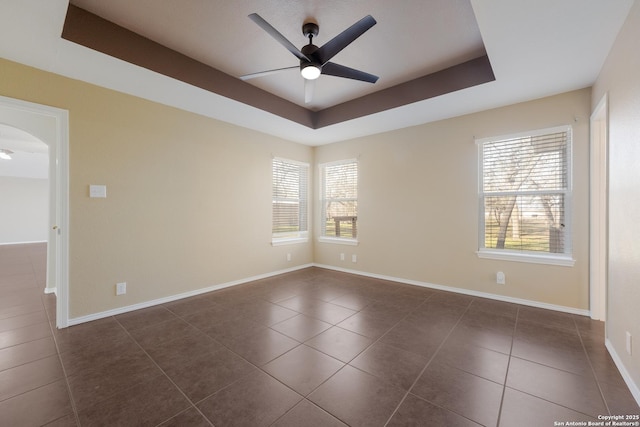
[44,269,621,425]
[167,289,320,404]
[0,322,57,372]
[187,274,362,426]
[0,245,57,410]
[262,299,402,424]
[110,316,222,427]
[266,284,439,426]
[139,304,321,423]
[266,400,342,427]
[243,313,339,425]
[382,298,476,427]
[4,259,632,425]
[502,314,607,420]
[574,316,612,416]
[150,288,357,425]
[45,307,82,427]
[34,254,79,426]
[257,282,390,426]
[501,355,613,419]
[495,304,520,427]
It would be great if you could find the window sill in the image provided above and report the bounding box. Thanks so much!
[476,249,575,267]
[318,237,359,246]
[271,237,308,246]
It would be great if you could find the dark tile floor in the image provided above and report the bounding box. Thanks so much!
[1,243,638,426]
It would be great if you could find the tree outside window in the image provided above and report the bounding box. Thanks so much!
[321,160,358,240]
[479,127,571,255]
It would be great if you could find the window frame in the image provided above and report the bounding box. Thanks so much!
[318,159,359,246]
[476,125,575,266]
[271,157,309,246]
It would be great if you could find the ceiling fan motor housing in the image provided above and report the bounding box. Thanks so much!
[301,43,319,58]
[300,40,321,77]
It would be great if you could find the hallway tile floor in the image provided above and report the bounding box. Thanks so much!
[0,243,638,426]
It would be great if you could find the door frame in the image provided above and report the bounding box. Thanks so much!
[589,94,608,322]
[0,95,69,328]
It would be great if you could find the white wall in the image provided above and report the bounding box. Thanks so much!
[0,176,48,244]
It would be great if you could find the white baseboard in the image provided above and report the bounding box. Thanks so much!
[66,262,590,324]
[64,261,638,407]
[605,339,640,406]
[313,263,591,316]
[67,263,314,326]
[44,287,56,295]
[0,240,47,246]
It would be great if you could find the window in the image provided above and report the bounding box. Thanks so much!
[477,126,573,265]
[272,158,308,244]
[320,160,358,244]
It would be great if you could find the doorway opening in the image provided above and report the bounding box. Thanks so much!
[0,95,69,328]
[0,124,48,243]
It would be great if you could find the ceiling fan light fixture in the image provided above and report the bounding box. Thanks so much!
[300,63,321,80]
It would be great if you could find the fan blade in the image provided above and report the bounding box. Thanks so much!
[314,15,376,65]
[240,66,299,80]
[249,13,310,61]
[322,62,378,83]
[304,79,315,104]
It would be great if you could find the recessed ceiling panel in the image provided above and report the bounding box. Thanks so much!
[69,0,487,110]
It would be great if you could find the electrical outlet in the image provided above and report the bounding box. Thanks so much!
[116,282,126,295]
[352,254,357,263]
[496,271,506,285]
[340,253,345,261]
[286,253,291,262]
[626,331,632,355]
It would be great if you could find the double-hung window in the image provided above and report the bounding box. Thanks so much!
[319,160,358,244]
[272,158,309,245]
[477,126,573,265]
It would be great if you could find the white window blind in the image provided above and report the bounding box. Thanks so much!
[478,126,572,258]
[272,158,308,241]
[321,160,358,240]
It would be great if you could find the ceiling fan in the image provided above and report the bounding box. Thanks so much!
[241,13,379,103]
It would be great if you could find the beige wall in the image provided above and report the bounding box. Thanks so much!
[315,89,591,310]
[0,59,313,318]
[592,0,640,392]
[0,58,592,319]
[0,176,48,244]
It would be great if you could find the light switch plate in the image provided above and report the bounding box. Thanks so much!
[89,185,107,198]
